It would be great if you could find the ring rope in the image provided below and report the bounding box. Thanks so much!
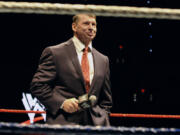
[110,113,180,119]
[0,109,45,114]
[1,122,180,134]
[1,109,180,119]
[1,1,180,20]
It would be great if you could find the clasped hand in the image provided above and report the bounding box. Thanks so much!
[62,98,79,113]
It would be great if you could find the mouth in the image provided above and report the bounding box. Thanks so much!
[87,33,94,37]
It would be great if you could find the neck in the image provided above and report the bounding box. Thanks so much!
[80,39,90,47]
[74,35,91,47]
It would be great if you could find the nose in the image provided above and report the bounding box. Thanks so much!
[88,23,95,31]
[88,23,93,29]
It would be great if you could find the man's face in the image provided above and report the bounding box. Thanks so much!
[72,14,97,45]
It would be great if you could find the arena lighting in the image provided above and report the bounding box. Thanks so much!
[149,48,152,53]
[119,45,124,49]
[141,88,145,93]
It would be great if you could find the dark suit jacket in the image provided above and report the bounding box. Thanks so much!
[30,38,112,126]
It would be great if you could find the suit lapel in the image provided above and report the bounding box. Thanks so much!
[65,39,99,93]
[65,39,86,90]
[90,48,98,92]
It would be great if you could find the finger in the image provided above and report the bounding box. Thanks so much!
[63,99,75,113]
[71,98,79,110]
[66,105,74,113]
[70,102,78,112]
[63,98,79,113]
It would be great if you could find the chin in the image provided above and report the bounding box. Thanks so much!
[89,36,95,40]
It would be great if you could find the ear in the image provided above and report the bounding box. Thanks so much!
[72,23,77,32]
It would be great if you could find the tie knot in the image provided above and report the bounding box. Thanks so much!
[83,46,89,53]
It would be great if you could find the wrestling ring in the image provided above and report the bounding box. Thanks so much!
[1,1,180,134]
[1,109,180,134]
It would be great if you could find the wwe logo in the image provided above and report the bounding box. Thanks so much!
[22,93,46,124]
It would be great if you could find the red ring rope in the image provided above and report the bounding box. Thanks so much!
[0,109,45,114]
[1,109,180,119]
[110,113,180,119]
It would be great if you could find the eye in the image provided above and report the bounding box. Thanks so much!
[83,22,89,25]
[92,23,96,26]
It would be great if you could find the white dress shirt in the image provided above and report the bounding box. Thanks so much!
[72,36,94,85]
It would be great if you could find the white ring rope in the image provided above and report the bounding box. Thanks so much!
[0,1,180,20]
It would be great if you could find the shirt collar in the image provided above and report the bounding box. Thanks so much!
[72,36,92,53]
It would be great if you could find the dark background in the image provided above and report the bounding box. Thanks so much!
[1,0,180,128]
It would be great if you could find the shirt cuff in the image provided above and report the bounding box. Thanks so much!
[60,101,65,109]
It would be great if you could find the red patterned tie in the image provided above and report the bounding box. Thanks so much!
[81,46,90,93]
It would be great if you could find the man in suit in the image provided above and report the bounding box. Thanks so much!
[30,13,112,126]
